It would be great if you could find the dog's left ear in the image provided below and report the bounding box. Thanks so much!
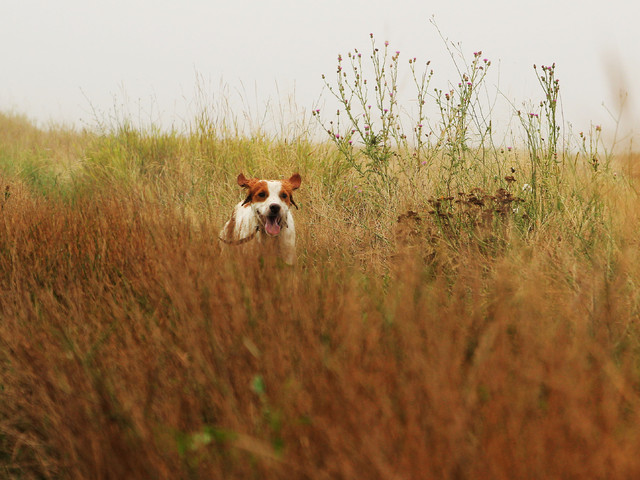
[286,173,301,209]
[288,173,301,190]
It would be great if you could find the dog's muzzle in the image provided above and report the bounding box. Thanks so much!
[261,204,288,236]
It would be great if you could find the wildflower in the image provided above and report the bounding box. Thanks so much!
[522,183,532,192]
[421,160,427,165]
[385,41,389,47]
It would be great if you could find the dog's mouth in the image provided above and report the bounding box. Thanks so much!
[264,215,282,236]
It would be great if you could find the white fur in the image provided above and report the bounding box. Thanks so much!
[220,179,297,265]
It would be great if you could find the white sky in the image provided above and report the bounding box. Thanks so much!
[1,0,638,145]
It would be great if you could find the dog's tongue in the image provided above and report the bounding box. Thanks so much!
[265,217,281,236]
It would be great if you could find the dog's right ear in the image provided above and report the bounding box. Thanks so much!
[238,173,255,206]
[237,173,250,188]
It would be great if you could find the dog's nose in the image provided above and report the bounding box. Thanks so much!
[269,204,281,215]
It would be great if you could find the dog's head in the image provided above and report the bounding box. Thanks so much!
[237,173,302,237]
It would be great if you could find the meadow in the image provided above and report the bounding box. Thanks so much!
[2,38,640,479]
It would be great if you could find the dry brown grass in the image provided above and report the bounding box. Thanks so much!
[1,113,640,479]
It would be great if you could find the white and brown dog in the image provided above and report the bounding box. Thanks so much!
[219,173,302,265]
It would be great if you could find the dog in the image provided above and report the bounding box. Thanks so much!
[219,173,302,265]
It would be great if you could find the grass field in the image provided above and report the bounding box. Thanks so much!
[1,44,640,478]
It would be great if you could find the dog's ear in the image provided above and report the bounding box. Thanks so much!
[237,173,251,188]
[285,173,301,209]
[237,173,256,206]
[288,173,301,190]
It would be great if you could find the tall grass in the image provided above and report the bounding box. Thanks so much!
[0,40,639,479]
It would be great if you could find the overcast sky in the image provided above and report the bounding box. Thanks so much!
[1,0,637,144]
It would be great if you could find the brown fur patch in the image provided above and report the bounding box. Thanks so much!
[280,174,301,207]
[237,173,301,207]
[224,210,236,238]
[242,180,268,206]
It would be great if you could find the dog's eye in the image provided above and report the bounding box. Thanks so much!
[281,193,288,199]
[257,192,266,198]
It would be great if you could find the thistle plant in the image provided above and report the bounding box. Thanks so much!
[313,34,433,206]
[578,124,603,172]
[434,50,492,197]
[517,63,562,221]
[537,63,561,160]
